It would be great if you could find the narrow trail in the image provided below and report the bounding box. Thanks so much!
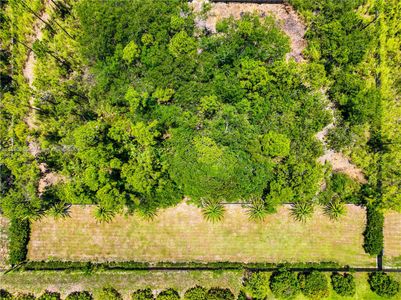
[22,3,63,195]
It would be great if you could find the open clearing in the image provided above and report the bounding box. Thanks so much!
[28,203,374,267]
[1,271,400,300]
[384,210,401,267]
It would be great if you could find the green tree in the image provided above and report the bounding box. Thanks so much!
[207,288,234,300]
[97,287,122,300]
[269,269,300,299]
[156,289,179,300]
[37,291,61,300]
[368,272,400,298]
[168,31,196,57]
[331,273,356,297]
[242,272,270,299]
[123,40,140,63]
[65,291,93,300]
[0,290,13,300]
[184,286,207,300]
[290,202,314,223]
[298,271,329,299]
[131,289,154,300]
[201,200,225,223]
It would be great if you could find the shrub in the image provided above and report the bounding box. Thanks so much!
[331,272,356,297]
[236,291,246,300]
[131,289,154,300]
[269,270,300,299]
[97,287,122,300]
[15,293,36,300]
[368,272,400,298]
[0,290,13,300]
[290,202,314,223]
[298,271,329,299]
[363,206,384,255]
[201,200,225,223]
[156,289,179,300]
[242,272,270,299]
[8,218,30,265]
[37,291,61,300]
[184,286,207,300]
[207,288,234,300]
[324,200,346,220]
[66,291,93,300]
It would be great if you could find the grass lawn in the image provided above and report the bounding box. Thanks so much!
[28,203,374,267]
[384,210,401,268]
[1,271,400,300]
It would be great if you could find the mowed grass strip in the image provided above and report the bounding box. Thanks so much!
[384,211,401,267]
[0,216,9,269]
[28,204,374,267]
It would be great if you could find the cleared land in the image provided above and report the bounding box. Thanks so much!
[384,211,401,267]
[0,216,9,269]
[1,271,400,300]
[28,204,374,267]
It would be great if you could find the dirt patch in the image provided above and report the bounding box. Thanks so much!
[191,0,306,61]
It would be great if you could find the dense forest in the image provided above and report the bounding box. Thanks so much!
[0,0,400,221]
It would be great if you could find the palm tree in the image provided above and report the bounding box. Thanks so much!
[201,199,225,223]
[48,202,70,219]
[94,206,115,223]
[247,198,268,222]
[324,199,346,220]
[290,202,314,223]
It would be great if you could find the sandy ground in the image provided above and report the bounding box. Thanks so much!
[191,0,306,61]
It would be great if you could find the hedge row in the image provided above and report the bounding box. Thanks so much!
[363,206,384,256]
[8,218,30,266]
[19,261,341,272]
[1,272,399,299]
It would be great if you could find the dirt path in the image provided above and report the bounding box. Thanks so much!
[191,0,307,61]
[22,3,63,194]
[315,96,367,183]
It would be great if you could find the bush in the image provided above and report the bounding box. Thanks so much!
[207,288,234,300]
[156,289,179,300]
[363,206,384,255]
[331,272,356,297]
[15,293,36,300]
[184,286,207,300]
[298,271,329,299]
[131,289,154,300]
[242,272,270,299]
[368,272,400,298]
[8,218,30,265]
[37,291,61,300]
[66,292,93,300]
[236,291,246,300]
[0,290,13,300]
[97,288,122,300]
[269,270,300,299]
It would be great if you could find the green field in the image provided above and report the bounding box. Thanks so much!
[1,271,400,300]
[384,211,401,267]
[27,203,375,267]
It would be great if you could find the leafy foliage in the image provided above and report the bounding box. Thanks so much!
[131,289,154,300]
[363,206,384,256]
[37,291,61,300]
[183,286,207,300]
[207,288,234,300]
[0,290,13,300]
[269,269,300,299]
[331,272,356,297]
[290,202,314,223]
[368,272,400,298]
[97,288,122,300]
[201,200,225,223]
[156,289,179,300]
[8,218,30,265]
[65,292,93,300]
[298,271,329,299]
[242,272,270,300]
[324,200,346,220]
